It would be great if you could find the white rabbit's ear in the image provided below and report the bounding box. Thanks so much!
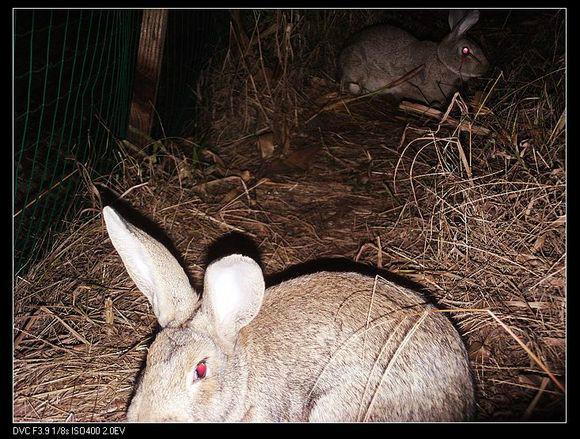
[103,206,198,327]
[449,9,480,37]
[203,254,265,350]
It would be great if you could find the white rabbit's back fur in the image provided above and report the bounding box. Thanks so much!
[102,207,474,422]
[244,272,473,421]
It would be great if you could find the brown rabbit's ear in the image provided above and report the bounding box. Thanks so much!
[103,206,199,327]
[448,9,480,37]
[202,254,265,351]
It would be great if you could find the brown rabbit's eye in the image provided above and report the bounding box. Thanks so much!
[194,361,207,380]
[462,46,470,56]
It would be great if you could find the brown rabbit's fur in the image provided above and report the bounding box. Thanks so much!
[339,10,489,106]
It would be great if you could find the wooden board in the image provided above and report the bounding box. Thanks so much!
[128,9,169,145]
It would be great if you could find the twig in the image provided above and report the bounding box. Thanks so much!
[399,101,491,136]
[362,310,430,421]
[523,377,550,420]
[487,310,564,392]
[40,306,91,347]
[14,169,79,218]
[14,308,44,348]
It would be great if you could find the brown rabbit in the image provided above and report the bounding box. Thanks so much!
[103,206,474,422]
[339,9,489,106]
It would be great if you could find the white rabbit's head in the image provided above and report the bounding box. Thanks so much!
[103,207,265,422]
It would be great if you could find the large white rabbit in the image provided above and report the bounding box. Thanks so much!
[103,206,474,422]
[339,10,489,106]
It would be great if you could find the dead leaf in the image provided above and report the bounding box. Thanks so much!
[468,340,491,362]
[221,189,240,205]
[524,198,536,217]
[201,149,226,169]
[283,146,322,170]
[104,297,114,325]
[543,337,565,348]
[505,300,550,310]
[177,160,193,181]
[531,234,547,253]
[281,120,291,156]
[310,76,329,88]
[550,167,564,178]
[239,170,252,182]
[551,215,566,228]
[315,91,339,106]
[515,253,542,266]
[257,132,276,159]
[518,374,540,387]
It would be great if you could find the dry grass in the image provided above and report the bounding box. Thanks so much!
[14,9,565,422]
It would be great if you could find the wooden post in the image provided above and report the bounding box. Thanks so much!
[128,9,168,146]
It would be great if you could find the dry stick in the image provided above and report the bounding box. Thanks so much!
[218,178,266,213]
[547,109,566,147]
[490,378,561,396]
[440,91,461,125]
[487,310,564,393]
[26,384,104,399]
[523,377,550,420]
[157,199,255,237]
[14,328,80,355]
[230,10,250,52]
[231,17,270,124]
[437,239,538,277]
[473,71,502,120]
[398,101,491,136]
[253,14,273,99]
[213,127,272,150]
[39,306,91,347]
[376,236,383,269]
[14,308,44,348]
[192,207,256,237]
[363,310,430,421]
[529,265,565,291]
[454,138,474,182]
[306,64,426,124]
[356,316,409,422]
[305,306,472,401]
[362,276,380,362]
[14,169,79,218]
[120,182,149,199]
[393,132,434,194]
[306,311,412,401]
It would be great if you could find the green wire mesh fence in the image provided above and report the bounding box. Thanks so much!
[14,9,228,275]
[14,9,142,274]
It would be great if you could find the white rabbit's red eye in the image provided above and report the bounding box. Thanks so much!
[194,361,207,380]
[462,46,470,56]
